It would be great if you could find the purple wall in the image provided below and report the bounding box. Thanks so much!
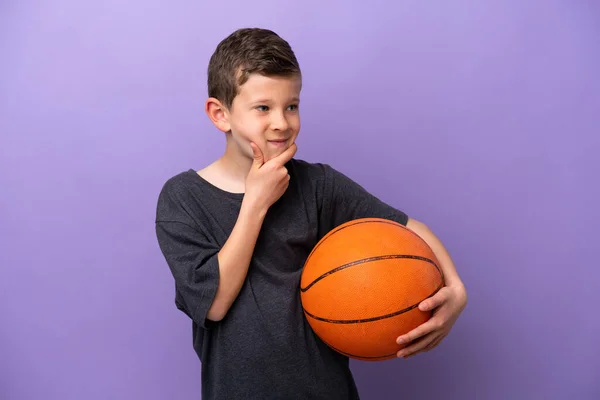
[1,1,598,399]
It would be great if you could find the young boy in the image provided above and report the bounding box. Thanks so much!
[155,28,467,399]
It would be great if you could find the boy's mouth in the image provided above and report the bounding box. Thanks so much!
[267,139,288,148]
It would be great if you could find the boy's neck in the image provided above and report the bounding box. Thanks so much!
[213,137,255,185]
[215,153,252,184]
[197,154,249,195]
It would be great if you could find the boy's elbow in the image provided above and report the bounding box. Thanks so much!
[206,308,225,322]
[206,301,231,322]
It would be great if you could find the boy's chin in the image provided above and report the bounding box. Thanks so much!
[264,147,288,162]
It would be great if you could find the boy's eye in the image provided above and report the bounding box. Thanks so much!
[255,105,298,112]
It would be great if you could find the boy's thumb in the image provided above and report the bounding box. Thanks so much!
[250,142,264,167]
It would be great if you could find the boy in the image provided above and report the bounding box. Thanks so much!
[155,28,467,399]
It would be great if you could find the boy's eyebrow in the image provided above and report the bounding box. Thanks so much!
[249,97,300,105]
[249,99,272,105]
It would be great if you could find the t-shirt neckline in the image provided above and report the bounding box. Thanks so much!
[187,169,245,200]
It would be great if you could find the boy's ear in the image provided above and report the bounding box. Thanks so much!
[205,97,231,133]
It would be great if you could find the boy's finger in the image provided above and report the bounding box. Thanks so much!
[423,333,446,352]
[396,319,436,345]
[406,334,445,359]
[272,142,297,165]
[250,142,264,167]
[396,332,438,358]
[418,289,447,312]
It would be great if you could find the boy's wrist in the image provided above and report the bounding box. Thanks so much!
[241,197,268,221]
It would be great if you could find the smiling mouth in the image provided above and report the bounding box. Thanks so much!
[267,139,289,145]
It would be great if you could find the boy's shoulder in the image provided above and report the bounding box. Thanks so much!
[158,168,200,200]
[155,169,201,222]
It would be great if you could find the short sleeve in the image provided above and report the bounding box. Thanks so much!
[320,164,409,231]
[156,220,220,329]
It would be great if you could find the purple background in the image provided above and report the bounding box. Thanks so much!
[1,0,599,399]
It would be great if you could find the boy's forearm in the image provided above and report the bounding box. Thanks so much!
[406,218,464,288]
[207,199,267,321]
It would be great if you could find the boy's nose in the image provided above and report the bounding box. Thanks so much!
[270,112,289,131]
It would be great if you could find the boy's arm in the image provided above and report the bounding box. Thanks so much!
[395,217,468,358]
[207,143,297,321]
[405,218,464,288]
[207,199,266,321]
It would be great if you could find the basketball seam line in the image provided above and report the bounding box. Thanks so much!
[304,219,404,266]
[302,284,443,324]
[300,254,440,292]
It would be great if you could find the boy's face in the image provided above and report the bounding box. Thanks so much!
[225,73,301,163]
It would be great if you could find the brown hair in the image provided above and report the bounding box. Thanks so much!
[207,28,301,109]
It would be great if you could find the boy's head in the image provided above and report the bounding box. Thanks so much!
[205,28,302,163]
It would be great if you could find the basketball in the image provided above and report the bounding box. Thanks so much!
[300,218,444,361]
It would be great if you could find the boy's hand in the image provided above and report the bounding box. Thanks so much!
[395,283,467,359]
[245,142,297,212]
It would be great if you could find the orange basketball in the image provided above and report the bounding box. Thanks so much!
[300,218,444,361]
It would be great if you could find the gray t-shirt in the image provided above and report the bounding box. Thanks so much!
[155,159,408,400]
